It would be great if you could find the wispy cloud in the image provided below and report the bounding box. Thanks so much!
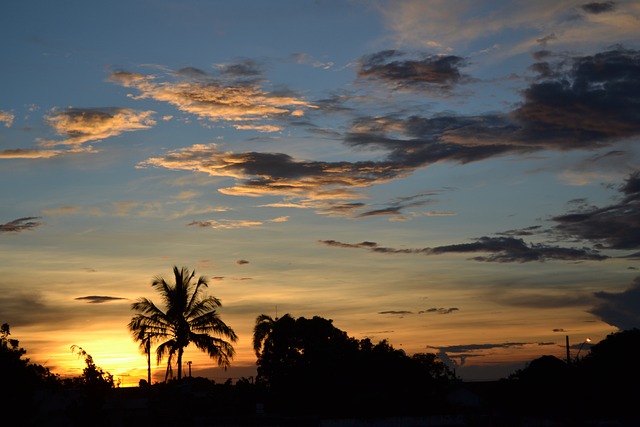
[420,307,459,314]
[187,219,263,230]
[378,0,639,54]
[0,148,64,159]
[0,217,43,234]
[74,295,127,304]
[318,236,607,263]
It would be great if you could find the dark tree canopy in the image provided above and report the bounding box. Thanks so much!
[252,314,455,416]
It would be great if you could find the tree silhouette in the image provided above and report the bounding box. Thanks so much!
[70,345,114,390]
[128,266,237,381]
[252,314,454,417]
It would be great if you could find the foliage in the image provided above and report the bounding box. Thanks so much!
[128,266,238,381]
[0,323,59,391]
[69,345,115,391]
[252,314,456,416]
[503,329,640,419]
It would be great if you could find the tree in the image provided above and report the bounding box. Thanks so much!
[128,266,237,382]
[70,345,115,391]
[1,323,59,395]
[252,314,454,417]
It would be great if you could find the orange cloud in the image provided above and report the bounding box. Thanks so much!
[40,107,156,147]
[0,111,14,127]
[109,68,315,131]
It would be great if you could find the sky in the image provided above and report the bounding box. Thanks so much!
[2,0,640,384]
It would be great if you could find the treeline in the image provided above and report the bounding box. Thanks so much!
[4,320,640,425]
[252,314,456,417]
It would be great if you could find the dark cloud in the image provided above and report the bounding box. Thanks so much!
[236,259,250,265]
[419,307,459,314]
[356,194,437,218]
[513,48,640,147]
[215,59,264,78]
[496,225,544,236]
[581,1,616,14]
[378,310,412,315]
[175,66,210,79]
[318,236,607,263]
[552,171,640,250]
[0,217,43,234]
[347,48,640,169]
[0,292,57,326]
[74,295,127,304]
[429,342,531,366]
[588,276,640,330]
[139,49,640,211]
[358,50,468,92]
[432,342,530,353]
[316,203,367,216]
[434,237,607,263]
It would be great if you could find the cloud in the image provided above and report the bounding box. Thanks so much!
[0,217,43,234]
[41,206,81,216]
[349,48,640,153]
[0,292,68,327]
[588,276,640,330]
[74,295,127,304]
[581,1,616,14]
[39,107,156,147]
[109,66,315,132]
[139,143,401,201]
[236,259,250,265]
[214,59,264,78]
[0,110,15,127]
[511,48,640,147]
[551,171,640,250]
[318,236,607,263]
[378,0,638,54]
[431,342,530,353]
[419,307,459,314]
[0,148,63,159]
[138,49,640,211]
[268,216,289,223]
[379,310,413,315]
[187,219,263,230]
[429,342,531,367]
[357,50,469,92]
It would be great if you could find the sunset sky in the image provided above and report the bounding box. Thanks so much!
[2,0,640,384]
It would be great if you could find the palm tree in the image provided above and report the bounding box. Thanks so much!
[128,266,237,381]
[252,313,287,357]
[253,314,273,358]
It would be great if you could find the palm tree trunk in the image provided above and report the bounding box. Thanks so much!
[146,338,151,384]
[177,347,183,380]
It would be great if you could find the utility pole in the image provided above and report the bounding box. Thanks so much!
[566,335,571,365]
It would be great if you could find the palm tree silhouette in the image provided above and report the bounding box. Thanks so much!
[128,266,237,381]
[252,313,291,357]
